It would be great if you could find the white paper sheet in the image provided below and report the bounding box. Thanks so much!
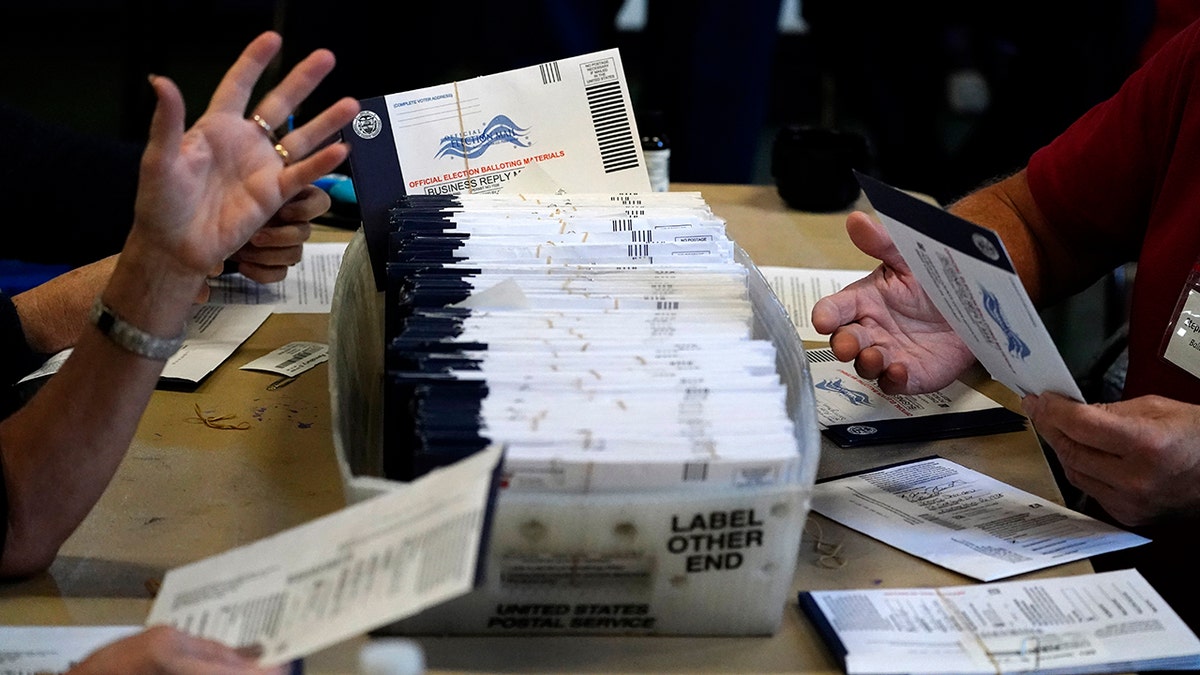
[800,569,1200,674]
[759,266,872,342]
[811,456,1148,581]
[239,341,329,377]
[0,625,142,673]
[207,241,348,313]
[21,304,273,385]
[145,444,503,666]
[163,304,274,382]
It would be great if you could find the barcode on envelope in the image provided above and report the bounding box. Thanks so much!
[682,462,709,482]
[807,348,839,363]
[275,344,320,369]
[586,81,639,173]
[539,61,562,85]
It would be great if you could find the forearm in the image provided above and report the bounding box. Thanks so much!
[0,27,357,578]
[947,170,1104,307]
[0,251,202,576]
[947,171,1054,305]
[11,256,119,355]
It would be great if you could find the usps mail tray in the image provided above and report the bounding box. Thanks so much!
[328,228,821,636]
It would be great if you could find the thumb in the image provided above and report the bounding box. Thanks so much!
[1020,393,1040,418]
[845,211,910,274]
[144,74,186,168]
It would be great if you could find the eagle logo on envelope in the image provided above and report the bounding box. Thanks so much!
[981,286,1031,359]
[815,378,873,406]
[436,115,532,159]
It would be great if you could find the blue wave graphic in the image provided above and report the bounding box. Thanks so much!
[436,115,532,159]
[981,287,1031,359]
[815,378,872,406]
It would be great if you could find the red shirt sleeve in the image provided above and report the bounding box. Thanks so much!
[1026,17,1200,402]
[1026,17,1200,265]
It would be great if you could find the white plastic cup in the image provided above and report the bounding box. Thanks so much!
[359,638,426,675]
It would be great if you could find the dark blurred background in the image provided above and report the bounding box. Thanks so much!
[0,0,1162,202]
[0,0,1178,373]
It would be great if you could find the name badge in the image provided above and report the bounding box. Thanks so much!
[1161,263,1200,379]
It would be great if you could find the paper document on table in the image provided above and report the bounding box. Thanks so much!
[811,456,1148,581]
[807,347,1026,446]
[798,568,1200,675]
[342,48,652,289]
[145,444,503,666]
[240,341,328,377]
[207,241,347,313]
[19,304,272,387]
[856,172,1083,401]
[0,626,141,673]
[161,304,274,384]
[759,266,872,341]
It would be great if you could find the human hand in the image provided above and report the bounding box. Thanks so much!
[15,186,325,344]
[810,210,976,394]
[67,626,285,675]
[224,183,328,284]
[122,30,359,305]
[1023,392,1200,527]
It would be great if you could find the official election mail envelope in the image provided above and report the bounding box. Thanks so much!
[856,172,1083,401]
[342,48,652,289]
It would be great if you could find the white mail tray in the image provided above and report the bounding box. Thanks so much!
[328,228,821,636]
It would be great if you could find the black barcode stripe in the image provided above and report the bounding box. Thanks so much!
[595,124,634,145]
[275,346,318,368]
[416,511,479,591]
[591,106,627,121]
[586,81,639,173]
[807,348,839,363]
[683,463,709,482]
[540,61,562,85]
[235,592,286,643]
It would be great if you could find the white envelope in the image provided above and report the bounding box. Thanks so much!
[857,173,1083,401]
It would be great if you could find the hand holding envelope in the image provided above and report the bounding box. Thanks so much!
[817,173,1083,403]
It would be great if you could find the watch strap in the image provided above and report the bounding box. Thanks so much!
[88,297,186,361]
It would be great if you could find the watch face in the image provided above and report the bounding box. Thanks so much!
[95,309,116,333]
[90,299,185,360]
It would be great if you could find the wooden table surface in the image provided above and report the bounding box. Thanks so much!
[0,184,1088,674]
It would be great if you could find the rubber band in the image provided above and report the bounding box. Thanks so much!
[187,403,251,430]
[804,517,847,569]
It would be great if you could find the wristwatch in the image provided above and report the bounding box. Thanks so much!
[89,296,186,361]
